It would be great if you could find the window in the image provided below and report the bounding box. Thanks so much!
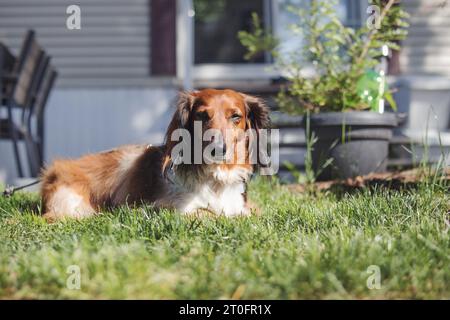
[277,0,363,55]
[186,0,364,82]
[341,0,363,28]
[193,0,272,64]
[188,0,277,82]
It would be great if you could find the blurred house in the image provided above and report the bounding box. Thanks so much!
[0,0,449,183]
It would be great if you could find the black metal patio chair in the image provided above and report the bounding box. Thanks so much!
[0,30,57,177]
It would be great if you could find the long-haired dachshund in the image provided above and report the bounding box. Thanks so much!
[40,89,270,221]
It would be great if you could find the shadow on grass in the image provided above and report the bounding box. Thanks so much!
[286,169,449,200]
[324,180,439,199]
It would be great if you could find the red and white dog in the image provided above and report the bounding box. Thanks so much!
[41,89,270,221]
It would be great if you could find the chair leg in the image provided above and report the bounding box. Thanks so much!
[37,120,44,167]
[7,102,24,178]
[23,131,41,177]
[11,134,24,178]
[37,141,44,168]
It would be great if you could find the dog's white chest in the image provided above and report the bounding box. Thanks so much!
[166,166,252,216]
[177,182,248,216]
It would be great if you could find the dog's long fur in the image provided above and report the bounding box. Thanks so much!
[41,89,270,221]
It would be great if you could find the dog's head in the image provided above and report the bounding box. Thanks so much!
[163,89,270,180]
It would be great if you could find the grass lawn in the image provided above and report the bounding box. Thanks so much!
[0,178,449,299]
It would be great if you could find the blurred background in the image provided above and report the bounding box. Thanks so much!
[0,0,449,184]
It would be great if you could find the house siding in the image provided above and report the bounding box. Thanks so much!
[401,0,450,76]
[395,0,450,149]
[0,0,152,86]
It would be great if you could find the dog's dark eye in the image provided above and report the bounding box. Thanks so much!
[231,114,242,123]
[195,111,209,121]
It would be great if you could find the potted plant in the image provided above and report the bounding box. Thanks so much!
[239,0,409,180]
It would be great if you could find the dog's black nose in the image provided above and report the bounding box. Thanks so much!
[211,142,227,158]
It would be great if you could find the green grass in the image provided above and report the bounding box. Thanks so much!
[0,178,449,299]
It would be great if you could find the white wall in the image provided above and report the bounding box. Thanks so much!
[0,87,178,184]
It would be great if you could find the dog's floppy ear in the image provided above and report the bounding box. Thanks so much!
[243,94,270,130]
[164,91,196,141]
[175,91,196,128]
[163,91,197,174]
[241,94,271,168]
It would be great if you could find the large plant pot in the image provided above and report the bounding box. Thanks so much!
[308,112,398,180]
